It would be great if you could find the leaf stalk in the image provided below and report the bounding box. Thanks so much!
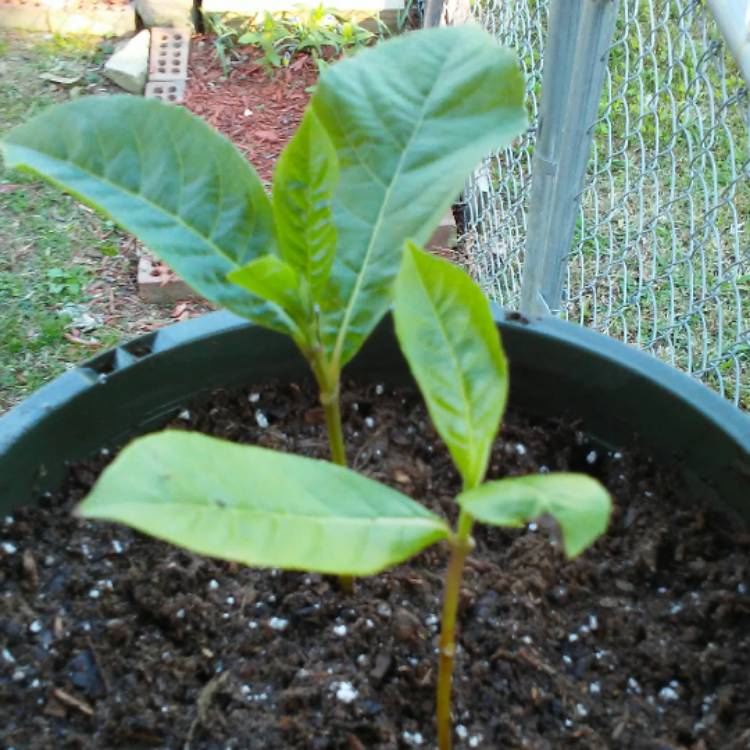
[437,509,475,750]
[310,350,352,593]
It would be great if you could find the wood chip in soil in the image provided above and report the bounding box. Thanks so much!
[2,381,749,749]
[184,38,319,185]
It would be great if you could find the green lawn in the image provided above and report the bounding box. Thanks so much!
[465,0,750,409]
[0,33,186,413]
[568,3,750,408]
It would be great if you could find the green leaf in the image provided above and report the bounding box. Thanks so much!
[458,474,612,558]
[394,243,508,489]
[272,110,338,298]
[228,256,309,343]
[77,431,451,575]
[311,25,527,366]
[0,96,292,331]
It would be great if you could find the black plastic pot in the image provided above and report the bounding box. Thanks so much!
[1,309,749,523]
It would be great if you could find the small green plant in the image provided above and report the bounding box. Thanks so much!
[73,244,610,748]
[235,11,296,70]
[206,5,377,75]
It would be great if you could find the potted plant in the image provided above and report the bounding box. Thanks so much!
[2,26,750,750]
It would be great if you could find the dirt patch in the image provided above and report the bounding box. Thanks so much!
[2,381,749,749]
[184,38,319,185]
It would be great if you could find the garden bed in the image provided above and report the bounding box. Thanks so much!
[2,380,749,748]
[184,38,320,184]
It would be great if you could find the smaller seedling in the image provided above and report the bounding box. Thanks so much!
[73,244,611,749]
[207,5,376,75]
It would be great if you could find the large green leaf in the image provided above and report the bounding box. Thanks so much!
[0,96,291,330]
[77,431,450,575]
[458,474,611,558]
[311,25,527,366]
[394,243,508,489]
[272,109,338,298]
[228,256,309,345]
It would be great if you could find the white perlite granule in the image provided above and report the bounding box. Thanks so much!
[334,681,358,704]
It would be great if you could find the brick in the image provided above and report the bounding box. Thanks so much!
[145,79,187,104]
[137,256,201,304]
[149,27,190,82]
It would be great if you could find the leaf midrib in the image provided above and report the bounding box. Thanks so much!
[87,501,448,530]
[414,259,480,484]
[5,142,241,270]
[330,51,453,365]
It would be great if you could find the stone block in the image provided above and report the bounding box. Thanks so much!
[201,0,404,33]
[135,0,194,28]
[49,4,136,35]
[104,29,150,95]
[0,2,49,32]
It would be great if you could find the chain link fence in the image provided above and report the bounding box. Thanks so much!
[459,0,750,408]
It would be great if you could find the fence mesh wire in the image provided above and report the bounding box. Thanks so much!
[460,0,750,408]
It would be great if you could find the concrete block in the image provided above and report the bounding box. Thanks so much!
[0,2,49,32]
[49,4,136,36]
[137,256,201,304]
[149,27,190,81]
[104,29,150,95]
[201,0,404,33]
[203,0,403,10]
[135,0,194,28]
[427,210,458,251]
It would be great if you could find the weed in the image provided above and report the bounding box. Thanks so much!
[205,4,379,75]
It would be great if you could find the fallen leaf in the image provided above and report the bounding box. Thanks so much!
[64,332,100,347]
[171,301,189,318]
[39,72,82,85]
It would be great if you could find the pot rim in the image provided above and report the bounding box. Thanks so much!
[1,308,748,519]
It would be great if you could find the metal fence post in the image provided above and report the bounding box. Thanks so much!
[520,0,619,316]
[705,0,750,87]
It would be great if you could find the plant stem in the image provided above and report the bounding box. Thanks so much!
[322,391,347,467]
[311,351,347,467]
[311,350,353,593]
[437,509,475,750]
[322,390,354,593]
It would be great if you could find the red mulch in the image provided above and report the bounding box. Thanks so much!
[184,37,319,184]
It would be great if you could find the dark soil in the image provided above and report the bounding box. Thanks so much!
[1,381,749,749]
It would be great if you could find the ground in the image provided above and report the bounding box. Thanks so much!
[0,31,368,414]
[0,29,323,413]
[0,33,217,413]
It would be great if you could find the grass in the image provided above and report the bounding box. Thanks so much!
[569,0,750,408]
[0,32,181,413]
[464,0,750,409]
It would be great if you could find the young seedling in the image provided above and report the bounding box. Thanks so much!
[69,244,611,748]
[0,26,527,474]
